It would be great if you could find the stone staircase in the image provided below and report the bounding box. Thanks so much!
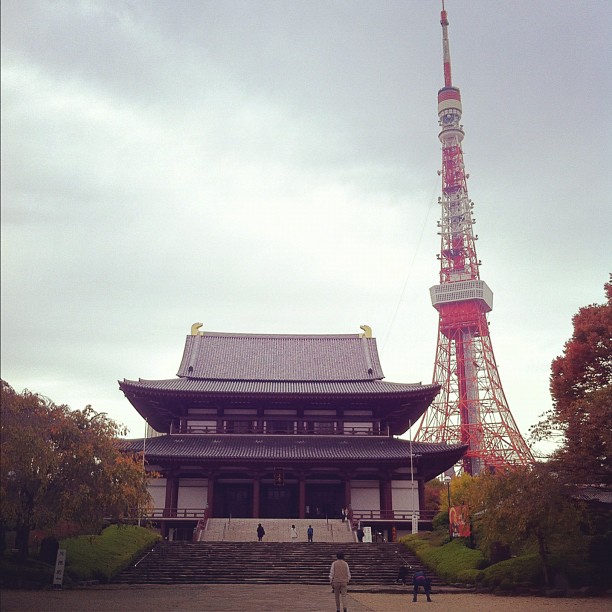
[200,518,353,543]
[114,541,424,585]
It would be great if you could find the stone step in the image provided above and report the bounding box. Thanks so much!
[114,541,429,586]
[200,517,354,543]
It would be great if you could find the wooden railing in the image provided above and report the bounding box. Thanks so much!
[143,507,208,519]
[350,509,436,522]
[170,423,387,436]
[135,508,434,523]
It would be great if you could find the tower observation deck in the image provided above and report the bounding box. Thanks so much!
[414,4,534,474]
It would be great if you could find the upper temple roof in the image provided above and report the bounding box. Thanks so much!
[176,332,384,382]
[119,327,439,435]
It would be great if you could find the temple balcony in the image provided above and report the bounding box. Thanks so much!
[167,422,389,437]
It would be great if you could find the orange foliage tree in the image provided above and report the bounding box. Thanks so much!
[0,380,150,559]
[531,277,612,486]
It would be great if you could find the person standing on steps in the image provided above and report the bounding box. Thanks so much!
[256,523,265,542]
[290,524,298,543]
[329,551,351,612]
[412,569,432,602]
[307,525,314,542]
[356,526,364,543]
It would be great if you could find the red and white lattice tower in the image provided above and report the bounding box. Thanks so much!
[414,4,534,475]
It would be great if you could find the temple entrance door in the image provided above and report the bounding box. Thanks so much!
[306,483,344,519]
[260,484,299,518]
[213,484,252,518]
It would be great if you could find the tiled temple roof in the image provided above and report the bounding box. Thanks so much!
[176,332,384,381]
[118,330,440,435]
[120,377,438,397]
[119,434,467,480]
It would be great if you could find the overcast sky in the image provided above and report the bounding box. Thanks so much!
[2,1,610,456]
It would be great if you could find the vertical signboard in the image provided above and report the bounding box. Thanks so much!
[53,549,67,587]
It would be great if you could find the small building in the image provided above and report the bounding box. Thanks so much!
[119,324,466,539]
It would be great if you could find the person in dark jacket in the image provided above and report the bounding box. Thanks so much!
[412,569,432,602]
[307,525,314,542]
[396,564,409,584]
[256,523,265,542]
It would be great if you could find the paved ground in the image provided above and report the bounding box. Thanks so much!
[1,584,610,612]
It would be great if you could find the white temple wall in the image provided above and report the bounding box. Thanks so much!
[147,477,166,509]
[177,478,208,510]
[391,480,419,513]
[350,480,380,511]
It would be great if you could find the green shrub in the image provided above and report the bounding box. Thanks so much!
[399,536,485,584]
[456,568,483,584]
[432,511,449,531]
[419,538,485,582]
[400,530,447,549]
[62,525,161,583]
[480,554,543,588]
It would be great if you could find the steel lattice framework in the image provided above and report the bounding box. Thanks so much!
[414,4,534,474]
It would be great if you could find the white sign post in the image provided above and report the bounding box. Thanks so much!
[363,526,372,543]
[53,549,67,588]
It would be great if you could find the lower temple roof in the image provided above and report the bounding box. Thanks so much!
[119,435,467,481]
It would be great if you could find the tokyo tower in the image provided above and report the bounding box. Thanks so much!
[414,3,534,474]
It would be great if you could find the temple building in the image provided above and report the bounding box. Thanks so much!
[119,323,466,540]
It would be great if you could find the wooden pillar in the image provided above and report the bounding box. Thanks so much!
[207,474,215,517]
[380,476,392,519]
[165,475,178,518]
[344,473,352,510]
[252,473,261,518]
[388,479,394,517]
[298,473,306,519]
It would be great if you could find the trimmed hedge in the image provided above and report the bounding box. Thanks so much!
[479,553,543,588]
[62,525,161,582]
[400,534,485,584]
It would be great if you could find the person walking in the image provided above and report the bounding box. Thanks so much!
[412,569,432,602]
[290,524,298,543]
[307,525,314,543]
[329,551,351,612]
[256,523,265,542]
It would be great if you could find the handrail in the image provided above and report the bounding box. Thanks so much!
[192,507,210,541]
[134,540,161,567]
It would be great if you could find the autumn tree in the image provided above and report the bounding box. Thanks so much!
[423,478,443,515]
[473,463,584,587]
[531,277,612,485]
[0,381,150,559]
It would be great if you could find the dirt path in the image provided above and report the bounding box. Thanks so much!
[1,584,610,612]
[352,591,611,612]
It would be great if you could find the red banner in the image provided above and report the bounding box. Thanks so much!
[449,505,471,538]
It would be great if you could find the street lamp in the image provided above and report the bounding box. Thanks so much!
[444,475,453,540]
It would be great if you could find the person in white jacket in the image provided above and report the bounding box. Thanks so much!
[329,551,351,612]
[290,524,298,542]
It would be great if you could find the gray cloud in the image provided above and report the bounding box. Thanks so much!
[2,1,610,450]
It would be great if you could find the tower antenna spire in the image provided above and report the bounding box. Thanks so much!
[414,4,534,475]
[440,1,452,87]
